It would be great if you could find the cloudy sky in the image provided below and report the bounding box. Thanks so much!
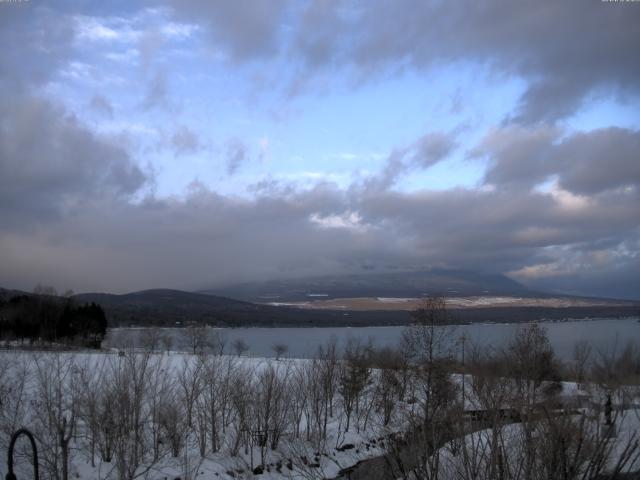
[0,0,639,298]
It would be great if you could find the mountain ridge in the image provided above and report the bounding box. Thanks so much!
[200,269,539,303]
[2,285,638,327]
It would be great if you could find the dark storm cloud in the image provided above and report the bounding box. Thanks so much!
[171,0,640,123]
[169,0,288,60]
[301,0,640,123]
[477,126,558,189]
[2,166,637,295]
[0,0,638,298]
[0,3,147,229]
[480,127,640,194]
[525,254,640,301]
[0,97,147,227]
[555,128,640,195]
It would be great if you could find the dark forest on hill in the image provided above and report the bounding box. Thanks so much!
[0,292,107,348]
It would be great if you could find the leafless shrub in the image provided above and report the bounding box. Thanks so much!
[177,356,204,429]
[232,338,250,357]
[31,354,81,480]
[272,343,288,360]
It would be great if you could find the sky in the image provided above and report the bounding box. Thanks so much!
[0,0,639,299]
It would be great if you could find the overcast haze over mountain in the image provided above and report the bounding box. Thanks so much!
[203,269,535,303]
[1,1,639,299]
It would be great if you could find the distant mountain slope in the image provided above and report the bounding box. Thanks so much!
[70,288,640,327]
[0,287,27,300]
[72,289,409,327]
[201,269,535,302]
[3,286,638,327]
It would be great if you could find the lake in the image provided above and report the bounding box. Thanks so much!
[104,317,640,361]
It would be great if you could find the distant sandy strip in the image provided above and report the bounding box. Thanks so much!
[266,296,635,311]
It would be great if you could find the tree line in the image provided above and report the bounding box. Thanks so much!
[0,286,107,348]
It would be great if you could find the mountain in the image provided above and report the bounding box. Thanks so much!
[0,287,27,300]
[200,269,535,303]
[2,285,638,328]
[72,289,408,327]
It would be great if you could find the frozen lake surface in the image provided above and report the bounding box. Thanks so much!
[105,317,640,360]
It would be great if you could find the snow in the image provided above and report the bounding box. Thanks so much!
[1,349,639,479]
[0,351,404,480]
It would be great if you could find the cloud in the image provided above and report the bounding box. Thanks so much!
[0,5,75,91]
[172,0,640,122]
[364,131,457,190]
[89,94,114,117]
[0,96,147,227]
[477,126,560,190]
[480,126,640,194]
[1,136,637,296]
[0,4,148,231]
[510,242,640,300]
[410,132,458,169]
[0,1,637,299]
[225,139,248,175]
[142,68,170,110]
[169,0,288,60]
[170,125,201,155]
[326,0,640,123]
[554,128,640,195]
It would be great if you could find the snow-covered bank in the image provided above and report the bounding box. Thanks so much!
[2,334,639,480]
[0,350,409,480]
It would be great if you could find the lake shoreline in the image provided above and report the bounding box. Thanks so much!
[105,318,640,361]
[110,313,640,330]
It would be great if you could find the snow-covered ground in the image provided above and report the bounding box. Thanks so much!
[1,348,638,480]
[0,350,408,480]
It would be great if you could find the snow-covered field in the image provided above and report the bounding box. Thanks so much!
[0,350,408,480]
[1,346,638,480]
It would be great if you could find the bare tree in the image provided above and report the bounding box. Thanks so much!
[210,330,227,355]
[146,354,173,461]
[338,339,371,432]
[160,333,173,353]
[383,297,460,479]
[184,324,212,355]
[369,347,408,426]
[232,338,250,357]
[77,355,108,468]
[229,364,254,456]
[140,327,162,353]
[252,363,291,465]
[506,322,561,410]
[177,356,204,429]
[289,363,309,439]
[32,354,80,480]
[158,391,187,458]
[571,339,592,385]
[272,343,289,360]
[0,353,30,453]
[107,351,160,480]
[197,355,236,454]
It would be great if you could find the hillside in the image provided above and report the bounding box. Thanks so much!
[201,269,538,302]
[72,289,410,327]
[3,286,638,328]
